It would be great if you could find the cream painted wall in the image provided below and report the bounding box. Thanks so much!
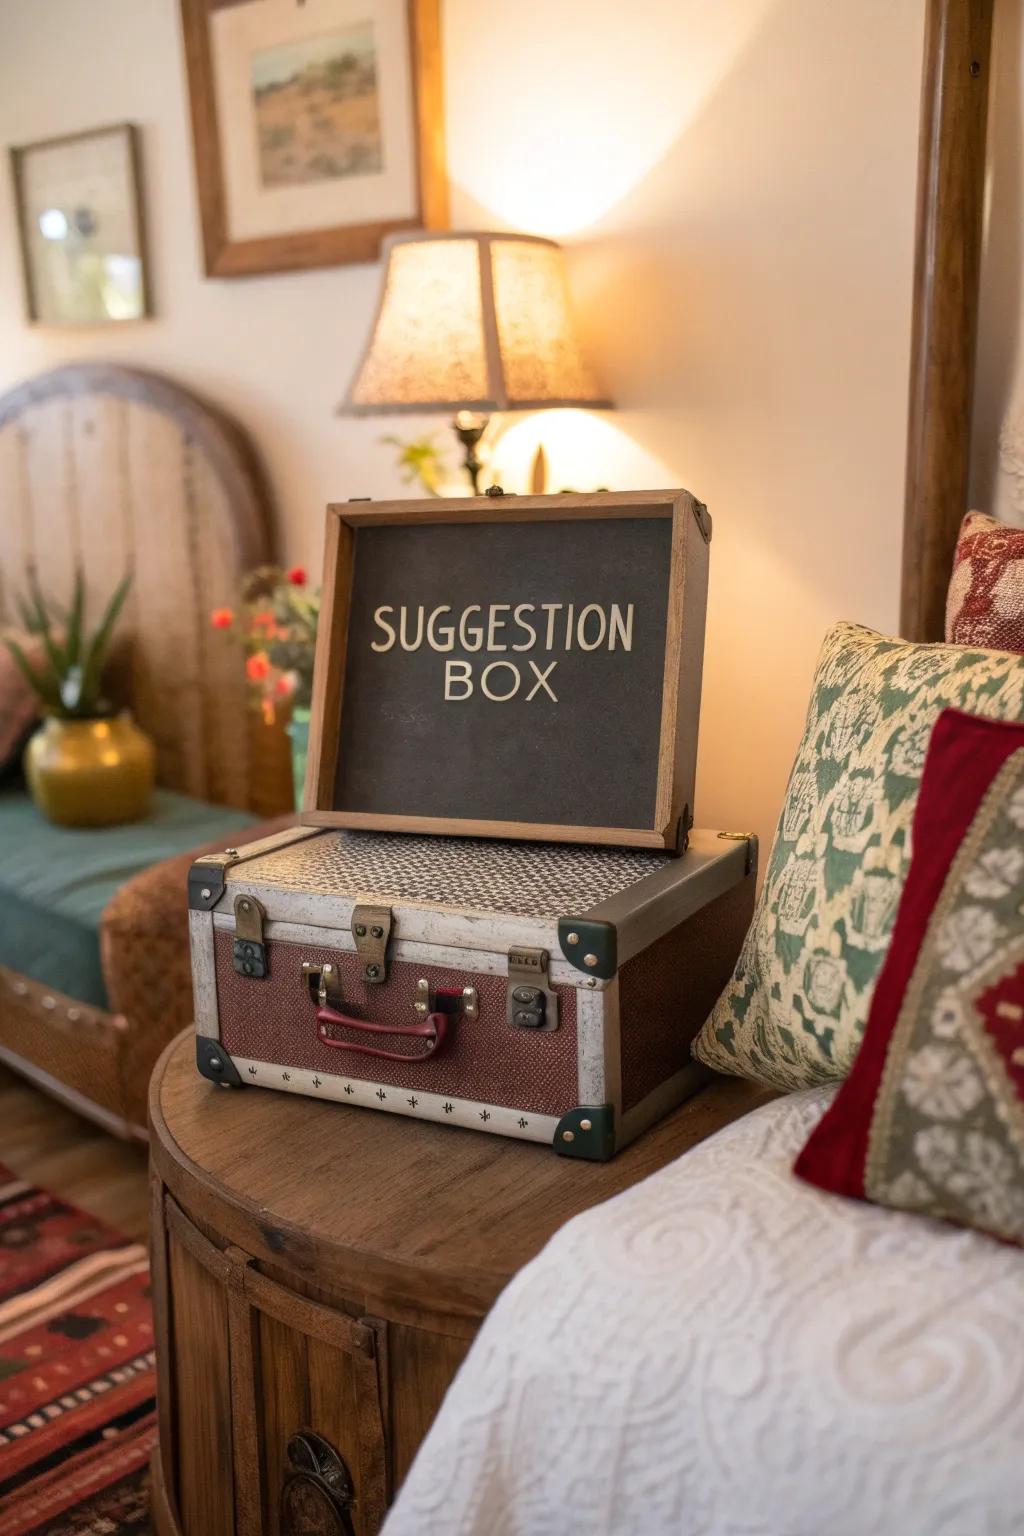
[0,0,924,853]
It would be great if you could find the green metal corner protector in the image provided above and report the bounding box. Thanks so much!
[196,1035,244,1087]
[553,1104,616,1161]
[556,918,617,980]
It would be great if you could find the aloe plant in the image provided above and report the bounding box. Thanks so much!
[4,567,131,719]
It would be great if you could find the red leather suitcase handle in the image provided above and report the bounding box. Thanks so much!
[316,1005,447,1062]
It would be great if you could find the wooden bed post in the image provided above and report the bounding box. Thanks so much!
[901,0,994,642]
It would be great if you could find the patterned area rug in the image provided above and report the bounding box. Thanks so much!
[0,1165,154,1535]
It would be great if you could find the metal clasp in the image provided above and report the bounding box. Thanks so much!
[302,960,344,1009]
[351,903,392,984]
[233,894,268,979]
[507,947,559,1032]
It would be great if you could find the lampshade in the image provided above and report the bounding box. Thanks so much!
[343,231,611,414]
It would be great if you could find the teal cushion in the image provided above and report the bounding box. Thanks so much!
[0,788,255,1009]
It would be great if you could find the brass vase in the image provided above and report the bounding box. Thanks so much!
[25,712,156,827]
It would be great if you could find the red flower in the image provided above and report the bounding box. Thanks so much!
[210,607,234,629]
[246,652,271,682]
[275,672,297,698]
[287,566,307,587]
[252,609,276,629]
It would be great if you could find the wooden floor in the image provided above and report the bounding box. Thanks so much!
[0,1065,150,1243]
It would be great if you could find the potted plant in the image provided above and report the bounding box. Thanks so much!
[3,568,154,826]
[210,565,319,810]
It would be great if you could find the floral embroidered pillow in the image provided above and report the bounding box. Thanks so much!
[795,710,1024,1243]
[693,623,1024,1091]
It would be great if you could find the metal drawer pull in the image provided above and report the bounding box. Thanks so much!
[281,1432,356,1535]
[316,1004,448,1062]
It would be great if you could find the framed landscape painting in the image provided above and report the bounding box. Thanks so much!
[179,0,447,277]
[10,124,150,325]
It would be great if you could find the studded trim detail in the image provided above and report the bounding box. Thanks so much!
[232,1057,561,1144]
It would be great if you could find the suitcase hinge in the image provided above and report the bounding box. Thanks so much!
[692,499,712,542]
[717,830,757,875]
[352,904,392,984]
[506,947,559,1032]
[233,894,268,979]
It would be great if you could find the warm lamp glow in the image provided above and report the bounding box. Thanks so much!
[490,409,671,496]
[343,231,611,415]
[445,0,776,236]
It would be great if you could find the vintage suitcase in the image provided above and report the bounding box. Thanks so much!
[190,823,756,1159]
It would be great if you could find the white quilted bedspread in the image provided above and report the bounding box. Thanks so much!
[383,1088,1024,1536]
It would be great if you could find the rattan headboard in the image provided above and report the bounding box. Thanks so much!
[0,363,275,809]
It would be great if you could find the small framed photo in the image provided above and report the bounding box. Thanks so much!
[179,0,448,277]
[10,123,150,326]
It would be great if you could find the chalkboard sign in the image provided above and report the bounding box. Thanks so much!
[303,491,710,850]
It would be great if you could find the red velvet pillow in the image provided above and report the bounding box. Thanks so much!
[946,512,1024,651]
[795,708,1024,1244]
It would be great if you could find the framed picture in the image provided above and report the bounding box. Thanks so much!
[303,491,712,851]
[10,124,150,326]
[179,0,448,277]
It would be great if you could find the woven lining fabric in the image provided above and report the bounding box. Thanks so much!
[235,830,672,920]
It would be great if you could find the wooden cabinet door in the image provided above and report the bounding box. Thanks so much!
[157,1191,389,1536]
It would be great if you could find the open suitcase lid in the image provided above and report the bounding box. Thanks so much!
[301,490,711,853]
[189,825,754,979]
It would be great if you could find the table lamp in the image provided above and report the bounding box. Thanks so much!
[342,230,611,493]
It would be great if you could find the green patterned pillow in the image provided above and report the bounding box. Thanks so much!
[693,622,1024,1090]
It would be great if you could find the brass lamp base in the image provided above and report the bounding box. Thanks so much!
[451,411,490,494]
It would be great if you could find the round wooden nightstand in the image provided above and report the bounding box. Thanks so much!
[149,1028,771,1535]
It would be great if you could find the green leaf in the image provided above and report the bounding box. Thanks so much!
[2,635,61,711]
[65,567,85,667]
[26,566,68,679]
[79,572,131,713]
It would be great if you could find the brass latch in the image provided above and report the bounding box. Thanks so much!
[351,904,392,984]
[507,947,559,1032]
[233,894,267,979]
[302,960,344,1008]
